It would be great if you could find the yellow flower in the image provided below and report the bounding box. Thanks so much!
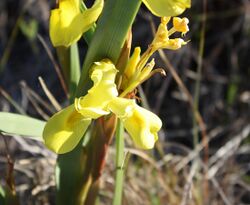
[43,60,118,154]
[109,98,162,149]
[43,104,91,154]
[152,17,188,51]
[43,60,162,153]
[121,47,151,91]
[173,17,189,34]
[120,47,165,97]
[124,104,162,149]
[141,0,191,17]
[50,0,104,47]
[120,17,189,97]
[75,60,118,119]
[122,47,141,87]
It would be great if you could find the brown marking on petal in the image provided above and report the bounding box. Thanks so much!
[65,110,82,127]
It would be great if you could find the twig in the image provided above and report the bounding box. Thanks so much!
[175,126,224,172]
[38,76,62,111]
[0,86,26,115]
[208,124,250,179]
[210,177,233,205]
[37,34,69,98]
[180,162,198,205]
[157,51,208,153]
[193,0,208,167]
[20,82,49,120]
[0,134,16,195]
[20,81,56,114]
[199,162,233,205]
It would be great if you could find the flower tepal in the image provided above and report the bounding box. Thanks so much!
[141,0,191,17]
[43,60,118,154]
[50,0,104,47]
[124,104,162,149]
[43,104,91,154]
[75,60,118,119]
[109,97,162,149]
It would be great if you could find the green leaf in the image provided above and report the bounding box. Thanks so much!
[69,43,81,102]
[0,112,45,140]
[76,0,141,97]
[56,141,88,205]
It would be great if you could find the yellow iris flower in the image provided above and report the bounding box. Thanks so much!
[108,98,162,149]
[49,0,190,46]
[142,0,191,17]
[43,60,117,154]
[120,17,189,98]
[75,61,118,119]
[50,0,104,47]
[43,60,162,154]
[43,104,91,154]
[120,47,159,97]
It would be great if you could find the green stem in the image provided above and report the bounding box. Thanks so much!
[192,0,208,203]
[113,119,125,205]
[192,0,207,148]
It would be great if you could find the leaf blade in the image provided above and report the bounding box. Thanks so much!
[0,112,45,139]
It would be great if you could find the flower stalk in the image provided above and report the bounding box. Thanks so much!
[113,119,125,205]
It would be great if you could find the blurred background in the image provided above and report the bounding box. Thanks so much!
[0,0,250,204]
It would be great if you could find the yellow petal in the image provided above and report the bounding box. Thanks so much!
[110,99,162,149]
[120,59,155,98]
[108,97,135,118]
[138,59,155,82]
[123,47,141,80]
[123,105,162,149]
[163,38,186,50]
[173,17,189,34]
[151,22,169,50]
[43,104,91,154]
[75,60,118,119]
[50,0,104,47]
[142,0,191,17]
